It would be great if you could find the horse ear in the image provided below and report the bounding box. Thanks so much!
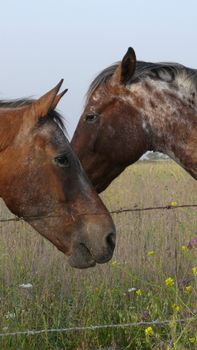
[120,47,136,84]
[30,79,64,120]
[20,79,66,134]
[51,88,68,109]
[112,47,136,86]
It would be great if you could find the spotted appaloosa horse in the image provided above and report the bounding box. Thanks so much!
[0,80,116,268]
[72,47,197,193]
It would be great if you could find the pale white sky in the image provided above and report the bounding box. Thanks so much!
[0,0,196,136]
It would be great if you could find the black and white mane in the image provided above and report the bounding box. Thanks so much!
[87,61,197,103]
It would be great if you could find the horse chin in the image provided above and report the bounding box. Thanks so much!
[68,243,96,269]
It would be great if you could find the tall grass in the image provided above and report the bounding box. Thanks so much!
[0,161,196,349]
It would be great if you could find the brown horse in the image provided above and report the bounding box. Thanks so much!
[72,47,197,192]
[0,80,116,268]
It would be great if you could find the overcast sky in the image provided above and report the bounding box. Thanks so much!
[1,0,196,137]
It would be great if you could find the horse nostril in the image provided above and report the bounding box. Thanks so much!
[106,232,116,252]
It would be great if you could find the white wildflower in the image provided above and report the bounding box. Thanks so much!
[5,312,16,320]
[19,283,33,289]
[128,288,137,292]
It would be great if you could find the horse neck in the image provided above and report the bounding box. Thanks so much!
[129,79,197,178]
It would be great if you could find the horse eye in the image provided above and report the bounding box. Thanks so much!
[55,155,70,168]
[85,113,98,123]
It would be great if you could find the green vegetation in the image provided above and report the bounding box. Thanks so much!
[0,161,196,349]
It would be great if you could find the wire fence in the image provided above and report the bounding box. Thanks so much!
[0,317,196,338]
[110,204,197,214]
[0,203,196,223]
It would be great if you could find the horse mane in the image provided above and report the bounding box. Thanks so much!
[0,98,66,132]
[86,60,197,101]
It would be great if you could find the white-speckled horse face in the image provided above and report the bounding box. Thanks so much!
[72,47,197,191]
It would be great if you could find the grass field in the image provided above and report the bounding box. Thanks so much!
[0,161,196,349]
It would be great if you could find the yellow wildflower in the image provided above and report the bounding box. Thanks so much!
[181,245,187,252]
[145,326,154,336]
[165,277,174,287]
[185,285,192,294]
[192,267,197,276]
[147,250,154,257]
[189,337,196,343]
[172,303,181,312]
[136,289,142,296]
[111,260,117,267]
[170,201,177,207]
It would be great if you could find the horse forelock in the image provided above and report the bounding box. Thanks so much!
[86,60,197,106]
[0,98,67,134]
[86,63,119,103]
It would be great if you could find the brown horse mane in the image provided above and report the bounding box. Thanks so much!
[86,60,197,103]
[0,98,66,132]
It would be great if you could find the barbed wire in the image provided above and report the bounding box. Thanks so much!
[0,317,196,338]
[0,204,196,223]
[110,204,197,214]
